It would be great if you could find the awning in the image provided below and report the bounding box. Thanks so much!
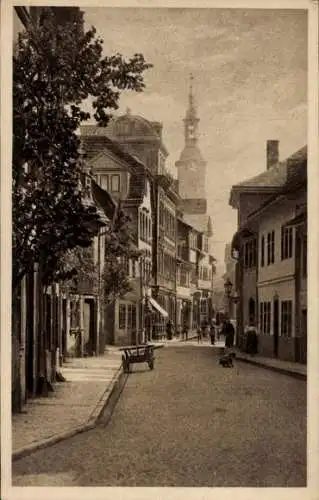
[149,297,169,318]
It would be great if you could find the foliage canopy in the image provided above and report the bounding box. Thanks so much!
[13,7,152,291]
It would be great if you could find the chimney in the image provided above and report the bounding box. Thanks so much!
[266,140,279,170]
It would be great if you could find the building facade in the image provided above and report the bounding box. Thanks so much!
[105,111,178,337]
[80,127,159,345]
[175,77,214,327]
[230,141,307,362]
[176,216,197,330]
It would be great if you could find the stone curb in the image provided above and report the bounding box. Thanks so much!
[236,355,307,380]
[12,365,127,462]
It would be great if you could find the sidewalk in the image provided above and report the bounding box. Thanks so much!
[236,351,307,379]
[12,349,125,461]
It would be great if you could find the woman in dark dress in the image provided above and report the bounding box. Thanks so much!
[166,319,173,340]
[224,319,235,349]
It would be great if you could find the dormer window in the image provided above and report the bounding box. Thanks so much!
[100,173,121,194]
[111,174,120,193]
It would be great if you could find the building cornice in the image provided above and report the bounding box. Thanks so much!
[257,274,295,287]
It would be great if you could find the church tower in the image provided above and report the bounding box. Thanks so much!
[176,75,207,212]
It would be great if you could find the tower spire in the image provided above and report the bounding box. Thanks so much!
[184,73,199,145]
[187,73,196,119]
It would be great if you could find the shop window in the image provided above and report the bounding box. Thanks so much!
[119,304,126,329]
[200,299,207,315]
[127,304,132,328]
[281,300,292,337]
[132,305,137,330]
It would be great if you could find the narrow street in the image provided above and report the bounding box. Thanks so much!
[13,345,306,487]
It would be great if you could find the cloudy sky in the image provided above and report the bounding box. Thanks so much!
[83,7,307,280]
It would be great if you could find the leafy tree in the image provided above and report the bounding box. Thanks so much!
[59,204,140,304]
[13,6,152,292]
[102,204,141,304]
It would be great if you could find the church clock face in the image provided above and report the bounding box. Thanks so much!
[189,161,197,172]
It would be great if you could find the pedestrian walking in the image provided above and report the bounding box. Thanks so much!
[197,325,202,343]
[182,322,189,341]
[176,324,181,340]
[166,319,173,341]
[224,319,235,350]
[209,320,216,345]
[245,323,258,354]
[201,318,208,340]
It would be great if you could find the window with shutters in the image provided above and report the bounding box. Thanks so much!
[259,301,271,334]
[266,231,275,265]
[119,304,126,329]
[281,226,293,260]
[281,301,293,337]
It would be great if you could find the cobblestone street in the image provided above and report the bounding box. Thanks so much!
[12,345,307,487]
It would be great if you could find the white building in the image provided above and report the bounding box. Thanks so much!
[230,141,307,362]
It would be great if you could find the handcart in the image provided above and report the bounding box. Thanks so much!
[119,343,163,373]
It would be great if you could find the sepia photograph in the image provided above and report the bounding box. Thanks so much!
[1,1,318,498]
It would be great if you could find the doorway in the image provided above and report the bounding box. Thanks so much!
[248,298,256,325]
[273,297,279,358]
[83,298,96,356]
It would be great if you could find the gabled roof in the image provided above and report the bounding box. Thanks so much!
[81,113,169,156]
[233,145,307,190]
[229,145,307,208]
[234,163,287,188]
[80,128,147,170]
[183,213,212,236]
[81,129,155,205]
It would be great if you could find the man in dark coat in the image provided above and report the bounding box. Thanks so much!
[182,321,189,341]
[224,319,235,348]
[166,319,173,340]
[209,320,216,345]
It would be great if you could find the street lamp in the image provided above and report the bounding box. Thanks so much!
[224,278,233,299]
[224,278,233,319]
